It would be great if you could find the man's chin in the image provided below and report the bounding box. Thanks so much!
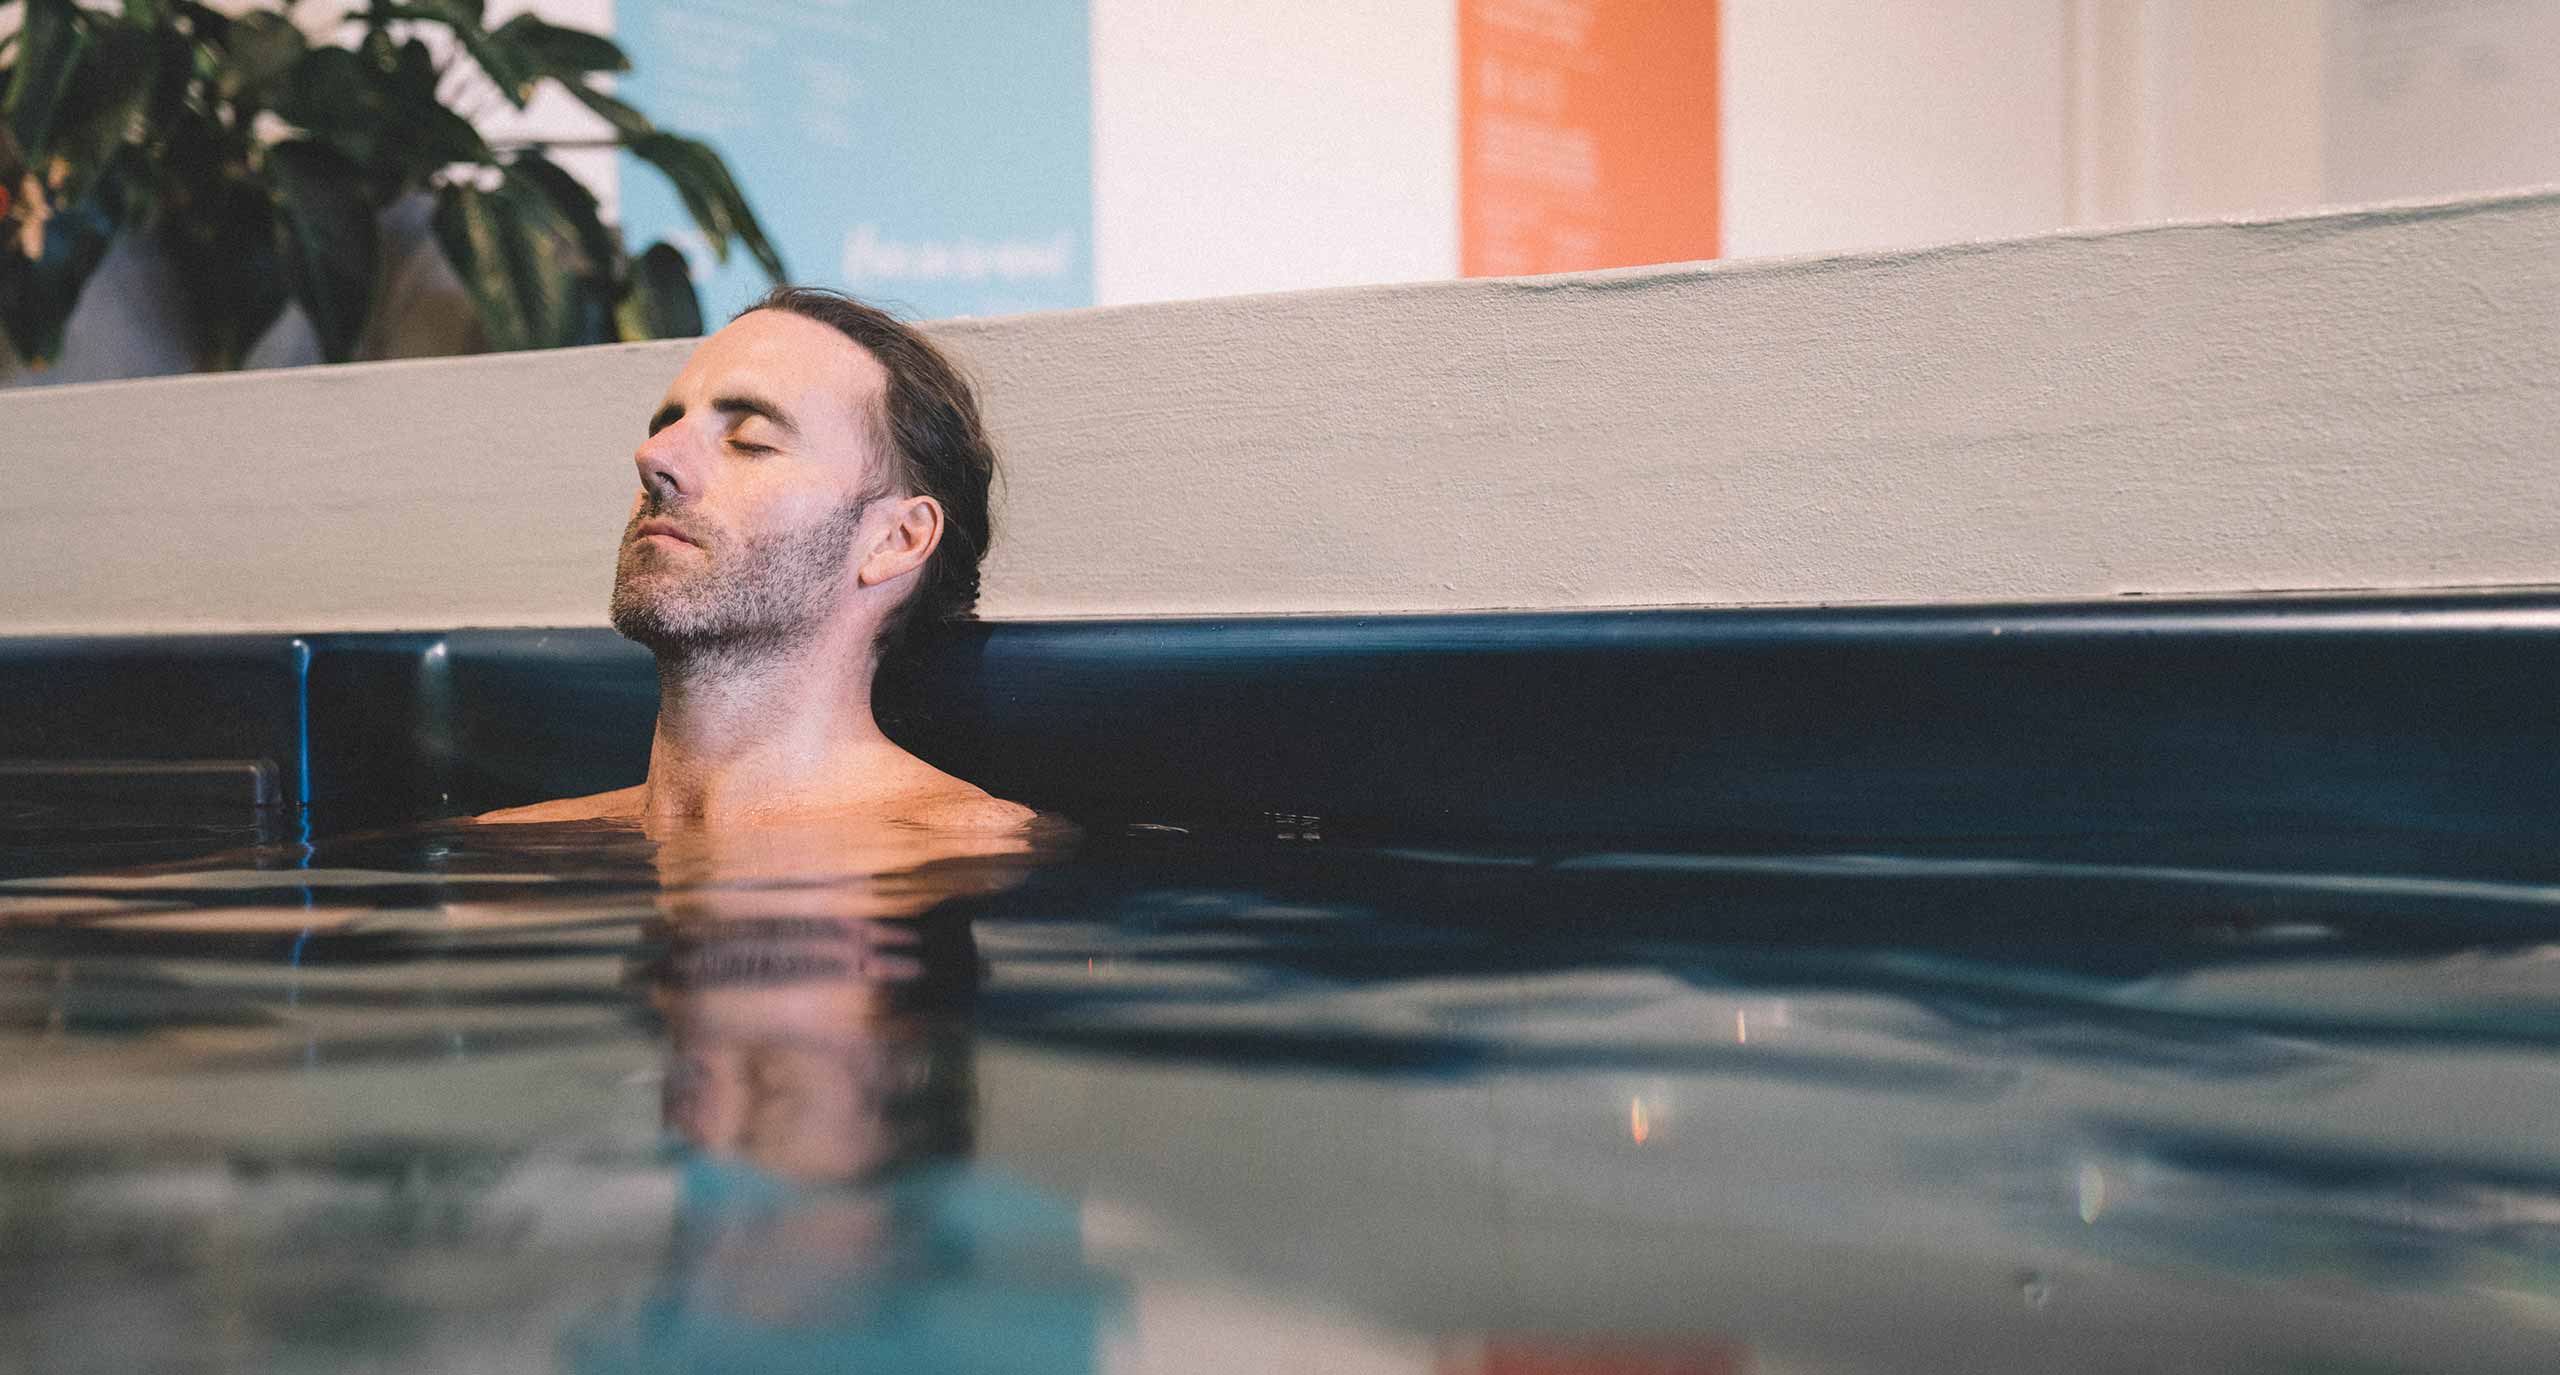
[610,606,683,652]
[611,588,775,659]
[610,578,706,651]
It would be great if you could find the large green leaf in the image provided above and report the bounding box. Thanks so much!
[487,14,628,79]
[134,19,199,147]
[388,37,493,169]
[275,41,488,202]
[266,139,378,363]
[433,179,583,353]
[169,2,232,45]
[41,24,160,207]
[5,0,91,161]
[359,1,487,32]
[366,2,533,106]
[626,131,785,282]
[214,10,305,106]
[0,190,116,366]
[615,241,701,341]
[561,80,652,139]
[277,45,388,162]
[410,103,494,173]
[160,174,287,370]
[455,31,535,108]
[504,150,614,276]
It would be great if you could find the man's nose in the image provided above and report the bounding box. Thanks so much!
[634,428,695,504]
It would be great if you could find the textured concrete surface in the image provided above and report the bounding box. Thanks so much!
[4,188,2556,634]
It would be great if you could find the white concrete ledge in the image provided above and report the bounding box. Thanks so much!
[6,189,2557,635]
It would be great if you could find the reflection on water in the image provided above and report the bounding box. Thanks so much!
[5,817,2560,1371]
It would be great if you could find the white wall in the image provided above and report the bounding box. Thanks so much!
[2073,0,2560,226]
[1089,0,1458,304]
[1086,0,2560,283]
[2321,0,2560,206]
[2073,0,2330,224]
[1721,0,2073,258]
[3,190,2553,635]
[1087,0,2085,292]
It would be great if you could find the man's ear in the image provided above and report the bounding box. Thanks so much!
[857,495,945,587]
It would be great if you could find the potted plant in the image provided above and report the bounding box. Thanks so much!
[0,0,783,373]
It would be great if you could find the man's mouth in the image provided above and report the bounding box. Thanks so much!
[633,518,701,548]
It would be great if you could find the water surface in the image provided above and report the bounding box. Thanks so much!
[5,815,2560,1373]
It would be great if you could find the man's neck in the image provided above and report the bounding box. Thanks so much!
[641,627,916,825]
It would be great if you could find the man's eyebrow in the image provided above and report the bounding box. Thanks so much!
[713,394,799,436]
[645,395,801,438]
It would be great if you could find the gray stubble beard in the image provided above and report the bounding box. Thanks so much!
[609,497,875,671]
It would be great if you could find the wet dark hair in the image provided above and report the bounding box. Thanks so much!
[738,286,996,657]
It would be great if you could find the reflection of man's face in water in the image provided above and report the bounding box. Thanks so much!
[653,912,977,1183]
[639,821,1030,1185]
[573,828,1114,1368]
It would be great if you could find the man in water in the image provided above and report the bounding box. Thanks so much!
[482,288,1033,832]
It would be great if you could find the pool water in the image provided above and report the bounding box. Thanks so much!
[4,814,2559,1373]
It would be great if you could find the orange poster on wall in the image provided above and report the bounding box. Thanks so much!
[1460,0,1719,277]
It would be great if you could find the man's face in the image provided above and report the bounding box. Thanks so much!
[610,310,893,654]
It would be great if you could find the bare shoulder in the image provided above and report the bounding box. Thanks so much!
[878,748,1041,834]
[474,786,647,825]
[903,786,1041,834]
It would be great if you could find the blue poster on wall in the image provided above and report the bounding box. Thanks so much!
[614,0,1091,323]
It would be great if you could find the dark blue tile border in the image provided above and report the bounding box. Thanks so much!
[4,590,2557,845]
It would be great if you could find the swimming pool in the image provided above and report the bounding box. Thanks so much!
[5,592,2558,1371]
